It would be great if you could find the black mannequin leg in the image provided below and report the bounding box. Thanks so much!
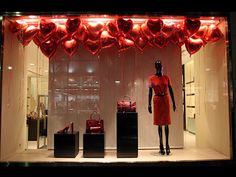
[158,125,165,155]
[165,125,171,155]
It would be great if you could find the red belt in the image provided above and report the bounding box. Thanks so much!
[155,93,168,96]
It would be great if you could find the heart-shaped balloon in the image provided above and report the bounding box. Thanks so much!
[17,26,39,46]
[118,36,134,52]
[192,25,208,40]
[127,24,140,41]
[84,39,101,55]
[141,23,153,40]
[66,18,81,34]
[62,38,78,57]
[56,24,68,41]
[87,22,104,40]
[100,31,117,49]
[117,18,133,34]
[146,36,156,48]
[171,25,187,47]
[8,20,28,34]
[162,22,176,38]
[73,24,88,43]
[33,32,48,46]
[135,36,148,52]
[40,37,58,58]
[40,19,56,38]
[185,37,203,56]
[106,21,119,37]
[206,25,223,42]
[184,18,201,36]
[147,19,163,35]
[153,33,169,48]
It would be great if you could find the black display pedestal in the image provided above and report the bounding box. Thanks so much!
[117,112,138,158]
[83,133,105,158]
[27,118,47,140]
[54,131,79,158]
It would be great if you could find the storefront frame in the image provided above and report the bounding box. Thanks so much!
[0,10,235,175]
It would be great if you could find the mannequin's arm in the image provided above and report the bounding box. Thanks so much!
[169,85,176,111]
[148,87,153,113]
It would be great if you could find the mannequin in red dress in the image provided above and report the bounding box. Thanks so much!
[148,60,176,155]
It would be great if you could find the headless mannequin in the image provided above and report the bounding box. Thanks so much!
[148,61,176,155]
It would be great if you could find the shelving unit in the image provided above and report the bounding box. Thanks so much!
[184,59,196,134]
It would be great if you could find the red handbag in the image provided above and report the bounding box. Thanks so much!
[86,111,104,133]
[117,96,136,112]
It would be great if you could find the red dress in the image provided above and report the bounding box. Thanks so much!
[148,75,172,125]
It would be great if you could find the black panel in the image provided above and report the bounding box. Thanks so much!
[54,131,79,158]
[0,0,234,13]
[83,133,105,158]
[117,112,138,158]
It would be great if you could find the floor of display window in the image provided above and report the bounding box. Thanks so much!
[3,131,229,163]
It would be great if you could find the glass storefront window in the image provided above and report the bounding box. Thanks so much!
[0,15,231,162]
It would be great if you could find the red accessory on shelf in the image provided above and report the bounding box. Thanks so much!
[117,96,136,112]
[86,111,104,133]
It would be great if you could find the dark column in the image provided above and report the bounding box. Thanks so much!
[229,12,236,161]
[117,112,138,158]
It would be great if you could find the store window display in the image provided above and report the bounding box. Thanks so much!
[148,60,176,155]
[0,15,231,162]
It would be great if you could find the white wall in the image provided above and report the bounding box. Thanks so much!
[1,20,27,160]
[48,43,183,149]
[0,19,48,160]
[182,21,230,157]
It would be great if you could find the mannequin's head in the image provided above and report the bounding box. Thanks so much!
[155,60,163,76]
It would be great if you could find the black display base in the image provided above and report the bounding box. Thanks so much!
[27,118,47,141]
[83,133,105,158]
[117,137,138,158]
[117,112,138,158]
[54,131,79,158]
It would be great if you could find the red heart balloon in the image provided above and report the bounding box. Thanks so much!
[191,25,209,46]
[153,33,169,48]
[100,31,117,49]
[62,38,78,57]
[185,37,203,56]
[117,18,133,34]
[8,20,28,34]
[184,18,201,36]
[118,36,134,52]
[66,18,81,34]
[171,25,187,47]
[206,25,223,42]
[40,19,56,38]
[56,24,68,41]
[73,24,88,43]
[17,26,39,46]
[192,25,208,40]
[162,22,176,38]
[127,24,140,41]
[33,32,48,46]
[141,23,153,40]
[84,39,101,55]
[135,36,148,52]
[106,21,119,37]
[87,22,104,40]
[147,19,163,35]
[148,37,156,48]
[40,37,58,58]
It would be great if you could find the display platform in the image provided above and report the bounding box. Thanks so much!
[54,131,79,158]
[117,112,138,158]
[83,133,105,158]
